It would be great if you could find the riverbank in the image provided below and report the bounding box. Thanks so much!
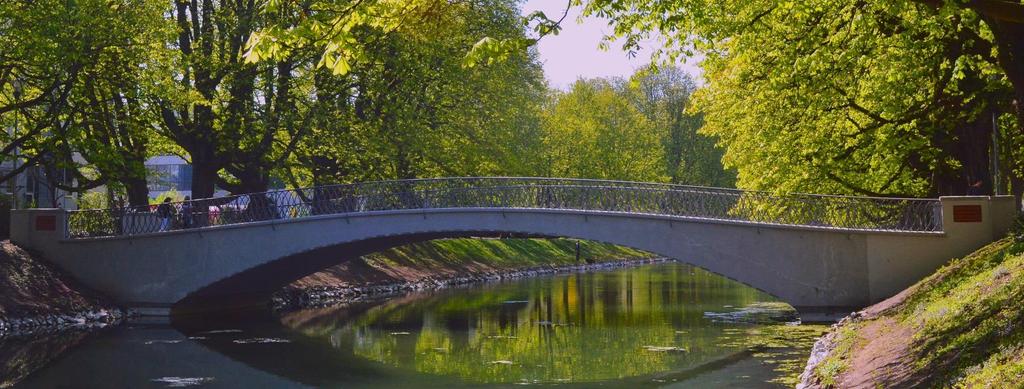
[275,238,660,309]
[0,241,122,338]
[0,240,121,385]
[798,236,1024,388]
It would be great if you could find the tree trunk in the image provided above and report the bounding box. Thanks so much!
[191,153,219,200]
[1011,174,1024,210]
[933,105,995,196]
[234,167,270,195]
[124,175,150,207]
[187,98,220,199]
[985,17,1024,208]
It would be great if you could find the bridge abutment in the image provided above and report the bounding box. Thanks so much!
[862,195,1016,304]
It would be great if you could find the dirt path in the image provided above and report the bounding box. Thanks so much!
[836,316,919,388]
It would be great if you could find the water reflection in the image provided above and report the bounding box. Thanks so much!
[10,263,825,388]
[281,263,821,386]
[0,329,93,387]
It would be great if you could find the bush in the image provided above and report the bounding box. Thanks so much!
[76,192,107,210]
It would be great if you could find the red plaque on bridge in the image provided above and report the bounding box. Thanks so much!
[952,205,983,223]
[35,215,57,231]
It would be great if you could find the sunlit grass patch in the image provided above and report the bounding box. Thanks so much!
[813,324,861,387]
[363,238,656,271]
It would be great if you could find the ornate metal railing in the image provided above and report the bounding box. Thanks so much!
[65,177,943,239]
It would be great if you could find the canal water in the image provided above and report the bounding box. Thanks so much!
[10,263,826,388]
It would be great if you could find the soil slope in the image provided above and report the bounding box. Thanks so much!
[800,237,1024,388]
[0,240,120,335]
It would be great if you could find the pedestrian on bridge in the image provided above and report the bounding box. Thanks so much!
[157,198,175,232]
[180,196,194,228]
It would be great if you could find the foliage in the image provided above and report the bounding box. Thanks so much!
[151,189,183,205]
[579,0,1024,197]
[282,0,548,187]
[627,67,735,187]
[0,0,171,204]
[540,67,732,185]
[241,0,1024,198]
[244,0,437,75]
[7,0,728,210]
[542,78,666,181]
[76,192,107,210]
[244,0,569,75]
[0,0,554,202]
[155,0,324,197]
[61,0,173,205]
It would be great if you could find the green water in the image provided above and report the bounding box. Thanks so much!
[11,263,826,388]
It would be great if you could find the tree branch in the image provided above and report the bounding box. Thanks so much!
[913,0,1024,24]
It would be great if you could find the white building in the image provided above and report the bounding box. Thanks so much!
[146,155,193,199]
[145,155,229,200]
[0,160,76,210]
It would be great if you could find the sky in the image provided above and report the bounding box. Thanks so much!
[519,0,703,90]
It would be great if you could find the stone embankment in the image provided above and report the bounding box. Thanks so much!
[0,241,123,338]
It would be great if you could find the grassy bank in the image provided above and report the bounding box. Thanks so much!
[285,238,657,301]
[804,236,1024,387]
[363,238,653,270]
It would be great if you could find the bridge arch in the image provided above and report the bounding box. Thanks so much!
[6,208,945,314]
[8,178,1015,316]
[172,209,815,313]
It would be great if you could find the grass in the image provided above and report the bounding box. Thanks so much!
[813,324,861,387]
[362,238,656,271]
[900,237,1024,386]
[285,238,659,301]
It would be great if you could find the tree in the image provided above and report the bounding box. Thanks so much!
[62,0,174,206]
[158,0,319,197]
[244,0,569,76]
[626,67,735,187]
[542,79,666,181]
[0,0,76,186]
[538,69,732,184]
[581,0,1024,197]
[283,0,548,187]
[1,0,171,206]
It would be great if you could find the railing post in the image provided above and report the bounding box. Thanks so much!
[931,202,944,232]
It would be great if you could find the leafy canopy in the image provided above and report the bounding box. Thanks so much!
[582,0,1018,196]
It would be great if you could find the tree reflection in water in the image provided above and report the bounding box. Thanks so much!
[284,263,825,386]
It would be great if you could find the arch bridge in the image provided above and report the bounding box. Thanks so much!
[9,178,1017,316]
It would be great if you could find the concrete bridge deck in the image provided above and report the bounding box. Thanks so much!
[8,178,1017,316]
